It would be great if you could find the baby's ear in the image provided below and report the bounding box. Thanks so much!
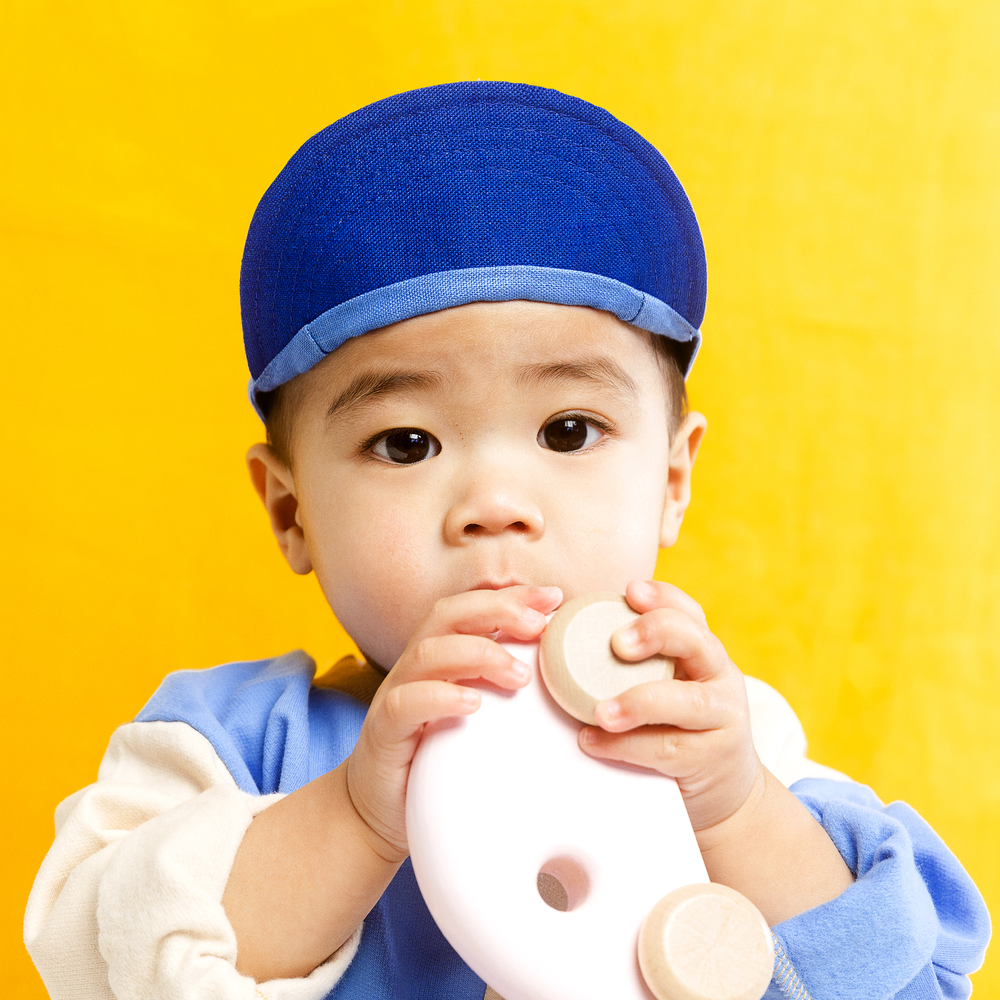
[246,443,313,575]
[659,412,707,548]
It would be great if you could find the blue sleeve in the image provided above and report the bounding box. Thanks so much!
[763,779,990,1000]
[134,650,368,795]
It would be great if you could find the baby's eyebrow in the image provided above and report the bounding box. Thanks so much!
[326,369,445,419]
[514,358,641,404]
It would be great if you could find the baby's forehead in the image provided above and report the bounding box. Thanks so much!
[269,299,684,466]
[307,301,664,399]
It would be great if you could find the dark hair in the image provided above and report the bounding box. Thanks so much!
[258,384,295,468]
[651,335,690,438]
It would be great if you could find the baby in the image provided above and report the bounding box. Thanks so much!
[25,82,989,1000]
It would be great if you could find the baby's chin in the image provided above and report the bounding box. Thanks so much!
[355,649,389,674]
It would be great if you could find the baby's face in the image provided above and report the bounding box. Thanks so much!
[267,301,701,669]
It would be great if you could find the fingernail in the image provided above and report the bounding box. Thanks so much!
[616,625,640,653]
[511,659,529,680]
[459,688,480,707]
[523,608,546,628]
[579,728,595,745]
[535,586,562,605]
[601,700,621,722]
[634,581,654,598]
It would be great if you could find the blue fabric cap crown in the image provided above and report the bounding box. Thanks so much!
[241,81,707,418]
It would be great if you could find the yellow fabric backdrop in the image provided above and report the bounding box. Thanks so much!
[4,1,997,993]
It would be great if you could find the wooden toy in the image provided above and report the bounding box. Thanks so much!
[639,884,774,1000]
[406,594,774,1000]
[540,592,673,724]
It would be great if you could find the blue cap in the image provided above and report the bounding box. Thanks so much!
[241,81,706,418]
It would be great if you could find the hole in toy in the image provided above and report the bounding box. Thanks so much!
[537,872,568,911]
[537,856,589,911]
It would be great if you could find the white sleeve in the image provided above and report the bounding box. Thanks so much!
[24,720,360,1000]
[744,674,851,787]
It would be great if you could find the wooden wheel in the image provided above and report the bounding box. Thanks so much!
[638,883,774,1000]
[539,592,672,724]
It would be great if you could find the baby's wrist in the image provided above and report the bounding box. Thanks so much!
[692,762,768,854]
[693,765,854,924]
[339,760,410,867]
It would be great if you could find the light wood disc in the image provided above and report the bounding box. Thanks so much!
[638,883,774,1000]
[539,592,673,724]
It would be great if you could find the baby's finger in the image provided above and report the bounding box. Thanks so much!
[624,579,708,625]
[578,722,761,832]
[593,677,739,733]
[611,607,729,682]
[577,723,694,779]
[374,678,482,740]
[411,586,562,643]
[396,633,530,688]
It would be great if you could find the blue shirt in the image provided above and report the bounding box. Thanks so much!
[137,653,990,1000]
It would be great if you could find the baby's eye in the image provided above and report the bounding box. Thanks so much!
[369,428,441,464]
[538,416,605,453]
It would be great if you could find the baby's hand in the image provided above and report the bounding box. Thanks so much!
[346,585,563,860]
[577,579,761,834]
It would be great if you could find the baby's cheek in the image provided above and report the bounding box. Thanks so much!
[306,526,416,660]
[580,513,661,588]
[601,463,666,543]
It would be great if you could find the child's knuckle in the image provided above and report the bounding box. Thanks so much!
[690,682,710,711]
[433,593,461,619]
[500,591,526,615]
[410,637,442,675]
[653,730,681,765]
[382,684,407,721]
[656,606,683,636]
[635,610,664,643]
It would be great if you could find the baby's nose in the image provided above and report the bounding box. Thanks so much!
[444,485,544,543]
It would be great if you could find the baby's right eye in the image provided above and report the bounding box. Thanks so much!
[369,428,441,465]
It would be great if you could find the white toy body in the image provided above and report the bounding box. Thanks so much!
[406,637,709,1000]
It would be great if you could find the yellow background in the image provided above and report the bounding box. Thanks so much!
[4,0,997,994]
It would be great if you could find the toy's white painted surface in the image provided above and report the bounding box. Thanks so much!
[406,638,709,1000]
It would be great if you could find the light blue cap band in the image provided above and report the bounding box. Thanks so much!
[248,265,701,420]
